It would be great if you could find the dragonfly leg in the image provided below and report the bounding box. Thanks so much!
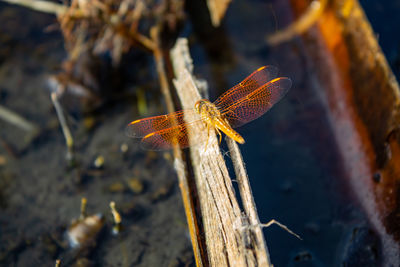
[204,124,210,152]
[216,128,222,144]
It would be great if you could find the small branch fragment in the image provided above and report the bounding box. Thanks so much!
[226,137,271,265]
[51,92,74,162]
[151,26,175,113]
[260,219,302,240]
[80,197,88,220]
[0,0,67,15]
[206,0,232,27]
[266,0,328,45]
[0,105,39,134]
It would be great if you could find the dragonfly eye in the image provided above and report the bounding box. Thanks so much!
[194,100,203,113]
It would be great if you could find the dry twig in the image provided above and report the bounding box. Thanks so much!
[51,92,74,161]
[266,0,328,45]
[0,105,39,134]
[0,0,67,15]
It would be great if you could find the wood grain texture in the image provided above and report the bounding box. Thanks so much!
[171,38,271,267]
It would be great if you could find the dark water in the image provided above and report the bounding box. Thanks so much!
[0,3,192,267]
[188,0,389,266]
[0,0,397,266]
[360,0,400,81]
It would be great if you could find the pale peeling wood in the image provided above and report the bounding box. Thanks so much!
[226,137,271,266]
[171,38,271,266]
[206,0,232,27]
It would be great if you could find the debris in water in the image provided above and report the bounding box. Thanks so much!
[110,201,122,235]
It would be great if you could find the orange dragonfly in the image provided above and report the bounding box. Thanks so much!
[126,66,291,150]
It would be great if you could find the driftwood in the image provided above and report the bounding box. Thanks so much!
[171,38,270,266]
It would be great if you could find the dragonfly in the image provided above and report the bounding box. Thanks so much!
[126,66,292,150]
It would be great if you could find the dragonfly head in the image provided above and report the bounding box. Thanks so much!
[194,99,207,114]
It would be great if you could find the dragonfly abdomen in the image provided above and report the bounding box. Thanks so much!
[196,100,245,145]
[215,119,245,144]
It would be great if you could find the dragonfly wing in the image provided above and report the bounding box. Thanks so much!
[140,120,208,150]
[222,77,292,128]
[125,109,197,138]
[214,66,278,111]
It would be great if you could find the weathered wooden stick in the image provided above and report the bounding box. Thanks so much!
[266,0,328,45]
[51,92,74,161]
[171,38,271,266]
[226,137,271,265]
[0,0,67,15]
[0,105,39,134]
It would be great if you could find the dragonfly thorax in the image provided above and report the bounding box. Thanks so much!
[194,99,245,144]
[194,99,221,123]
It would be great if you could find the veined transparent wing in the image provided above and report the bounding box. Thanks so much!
[220,77,292,128]
[139,120,208,150]
[213,66,278,112]
[125,109,205,150]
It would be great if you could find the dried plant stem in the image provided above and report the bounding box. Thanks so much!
[2,0,156,55]
[131,32,155,52]
[259,219,302,240]
[0,104,39,134]
[51,92,74,161]
[150,26,174,113]
[266,0,328,45]
[226,137,271,265]
[0,0,67,15]
[151,28,205,267]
